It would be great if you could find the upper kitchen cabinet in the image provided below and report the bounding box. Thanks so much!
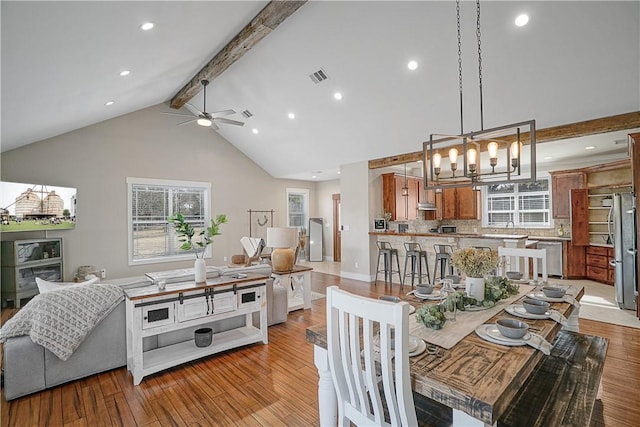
[550,170,586,218]
[382,173,422,221]
[441,186,480,220]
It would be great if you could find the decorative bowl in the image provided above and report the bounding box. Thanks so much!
[506,271,523,280]
[496,318,529,339]
[542,286,566,298]
[416,284,434,295]
[445,275,461,284]
[522,297,550,315]
[194,327,213,347]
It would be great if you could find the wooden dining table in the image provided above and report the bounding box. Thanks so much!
[305,283,584,426]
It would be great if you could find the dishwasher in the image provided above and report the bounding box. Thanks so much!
[536,241,563,277]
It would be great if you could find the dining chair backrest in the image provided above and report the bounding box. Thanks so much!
[498,246,548,282]
[326,286,417,427]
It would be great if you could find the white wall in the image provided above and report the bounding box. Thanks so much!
[339,161,372,282]
[0,104,317,280]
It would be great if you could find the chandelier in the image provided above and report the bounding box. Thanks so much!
[423,0,536,190]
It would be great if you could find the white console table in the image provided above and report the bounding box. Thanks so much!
[271,265,313,312]
[124,273,269,385]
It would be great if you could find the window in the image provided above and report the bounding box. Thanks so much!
[483,179,550,228]
[286,188,309,232]
[127,177,210,265]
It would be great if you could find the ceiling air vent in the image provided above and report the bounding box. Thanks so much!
[309,68,329,84]
[241,110,253,118]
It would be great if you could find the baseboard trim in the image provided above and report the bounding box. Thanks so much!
[339,271,372,283]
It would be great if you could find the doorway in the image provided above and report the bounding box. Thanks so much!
[332,193,341,262]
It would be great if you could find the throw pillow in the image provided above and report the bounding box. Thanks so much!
[36,277,99,294]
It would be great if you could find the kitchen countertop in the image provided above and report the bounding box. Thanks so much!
[369,231,528,240]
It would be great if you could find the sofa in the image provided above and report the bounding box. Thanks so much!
[2,264,286,400]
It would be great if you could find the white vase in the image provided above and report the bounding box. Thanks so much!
[194,258,207,283]
[465,277,485,302]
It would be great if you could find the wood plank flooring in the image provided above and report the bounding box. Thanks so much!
[1,272,638,426]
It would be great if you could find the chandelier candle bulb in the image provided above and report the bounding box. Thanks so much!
[467,148,478,173]
[448,148,458,176]
[433,152,442,176]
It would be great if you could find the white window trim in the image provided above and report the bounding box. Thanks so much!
[286,187,309,230]
[127,177,211,266]
[482,178,552,229]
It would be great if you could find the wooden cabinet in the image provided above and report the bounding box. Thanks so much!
[382,173,422,221]
[585,246,614,285]
[570,188,590,246]
[1,238,63,308]
[551,170,586,218]
[441,187,480,220]
[562,240,585,279]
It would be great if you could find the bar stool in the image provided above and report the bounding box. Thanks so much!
[433,244,455,280]
[403,242,431,286]
[375,241,403,285]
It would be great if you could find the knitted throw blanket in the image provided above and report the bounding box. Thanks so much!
[0,284,124,361]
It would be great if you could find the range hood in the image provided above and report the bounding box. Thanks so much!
[418,202,437,211]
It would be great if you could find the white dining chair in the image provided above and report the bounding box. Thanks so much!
[326,286,417,427]
[498,246,548,282]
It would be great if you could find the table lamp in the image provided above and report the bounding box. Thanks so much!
[267,227,298,273]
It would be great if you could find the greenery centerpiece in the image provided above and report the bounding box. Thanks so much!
[451,248,500,278]
[168,213,228,283]
[451,247,500,302]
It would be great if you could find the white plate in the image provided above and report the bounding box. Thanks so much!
[414,289,445,300]
[505,304,549,320]
[474,324,529,346]
[409,338,427,357]
[373,334,422,353]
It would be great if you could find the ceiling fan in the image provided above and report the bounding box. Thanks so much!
[162,80,244,129]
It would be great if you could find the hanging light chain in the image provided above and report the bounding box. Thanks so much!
[476,0,484,130]
[456,0,464,135]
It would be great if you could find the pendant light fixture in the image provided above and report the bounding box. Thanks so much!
[423,0,536,191]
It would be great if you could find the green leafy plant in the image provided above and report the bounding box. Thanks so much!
[416,304,447,330]
[451,248,500,278]
[168,213,228,259]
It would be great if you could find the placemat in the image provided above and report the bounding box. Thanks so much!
[409,284,535,349]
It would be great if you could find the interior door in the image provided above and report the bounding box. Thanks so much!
[333,194,341,262]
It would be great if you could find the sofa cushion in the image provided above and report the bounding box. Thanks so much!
[36,277,99,294]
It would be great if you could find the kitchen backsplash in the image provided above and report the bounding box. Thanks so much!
[390,219,570,238]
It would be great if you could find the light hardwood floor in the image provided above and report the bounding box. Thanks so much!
[1,272,638,426]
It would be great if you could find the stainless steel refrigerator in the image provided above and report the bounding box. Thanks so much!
[608,192,638,310]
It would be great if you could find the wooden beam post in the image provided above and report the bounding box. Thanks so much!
[368,111,640,169]
[170,1,307,109]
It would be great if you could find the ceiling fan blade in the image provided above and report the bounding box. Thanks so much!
[213,118,244,126]
[210,109,236,117]
[161,112,196,118]
[185,103,204,116]
[176,118,198,126]
[210,122,220,131]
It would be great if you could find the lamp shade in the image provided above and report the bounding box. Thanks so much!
[266,227,298,248]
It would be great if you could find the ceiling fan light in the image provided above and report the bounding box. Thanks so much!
[197,118,212,127]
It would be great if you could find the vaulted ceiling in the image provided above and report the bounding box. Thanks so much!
[2,1,639,181]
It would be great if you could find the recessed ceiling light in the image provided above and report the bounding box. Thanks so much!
[288,112,295,119]
[252,128,259,134]
[585,146,596,150]
[312,175,317,179]
[337,171,341,175]
[544,156,553,160]
[140,22,154,31]
[105,101,115,106]
[515,14,529,27]
[407,60,418,71]
[334,92,343,101]
[119,70,130,77]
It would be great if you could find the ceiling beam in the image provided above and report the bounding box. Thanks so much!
[368,111,640,169]
[170,0,307,109]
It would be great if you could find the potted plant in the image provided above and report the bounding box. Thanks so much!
[168,213,228,283]
[451,248,499,302]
